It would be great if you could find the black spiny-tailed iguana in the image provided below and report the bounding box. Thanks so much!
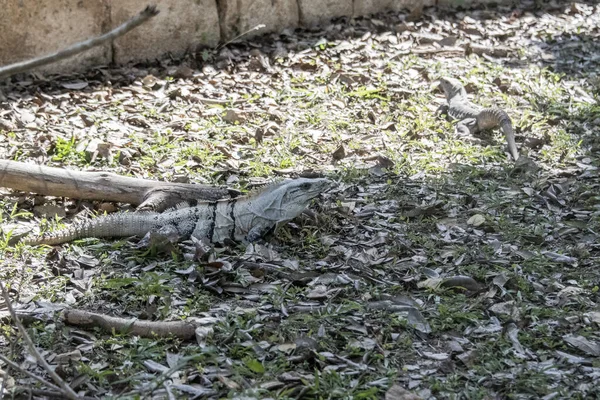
[24,178,333,246]
[438,77,520,161]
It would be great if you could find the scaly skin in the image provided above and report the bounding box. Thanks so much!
[24,178,333,246]
[439,77,519,161]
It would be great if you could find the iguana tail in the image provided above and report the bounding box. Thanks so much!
[480,108,519,161]
[24,212,160,245]
[500,119,519,161]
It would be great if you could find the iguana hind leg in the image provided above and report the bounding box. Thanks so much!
[456,118,478,136]
[136,224,184,250]
[455,119,489,146]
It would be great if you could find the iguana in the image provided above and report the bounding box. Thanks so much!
[24,178,333,246]
[438,77,520,161]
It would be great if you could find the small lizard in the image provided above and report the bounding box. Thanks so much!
[438,77,520,161]
[24,178,333,246]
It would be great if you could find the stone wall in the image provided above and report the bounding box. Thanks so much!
[0,0,109,73]
[0,0,501,74]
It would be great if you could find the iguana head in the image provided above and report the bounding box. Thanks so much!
[438,77,467,99]
[253,178,333,220]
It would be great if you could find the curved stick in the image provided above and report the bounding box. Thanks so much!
[0,5,159,80]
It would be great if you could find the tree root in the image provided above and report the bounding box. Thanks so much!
[0,160,235,211]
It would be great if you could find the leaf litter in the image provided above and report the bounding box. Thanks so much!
[2,1,600,399]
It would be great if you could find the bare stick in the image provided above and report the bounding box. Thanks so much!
[0,282,80,400]
[0,312,17,396]
[0,354,62,392]
[12,307,206,340]
[0,160,233,211]
[191,96,249,105]
[218,24,266,49]
[0,351,7,398]
[0,5,159,80]
[22,389,97,400]
[121,354,210,398]
[62,309,197,340]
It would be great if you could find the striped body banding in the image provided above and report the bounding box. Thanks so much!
[24,178,333,246]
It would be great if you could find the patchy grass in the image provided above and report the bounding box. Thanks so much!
[1,2,600,399]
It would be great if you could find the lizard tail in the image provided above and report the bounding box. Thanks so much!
[488,108,519,161]
[500,119,520,161]
[24,212,160,245]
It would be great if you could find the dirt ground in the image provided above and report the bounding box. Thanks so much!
[1,1,600,399]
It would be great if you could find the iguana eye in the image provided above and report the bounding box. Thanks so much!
[301,182,311,190]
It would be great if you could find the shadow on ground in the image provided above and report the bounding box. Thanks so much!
[1,1,600,399]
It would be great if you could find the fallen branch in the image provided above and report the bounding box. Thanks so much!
[410,46,465,56]
[0,160,234,211]
[191,96,250,105]
[387,46,465,62]
[6,307,212,341]
[18,389,97,400]
[63,309,197,340]
[0,5,159,80]
[0,344,9,399]
[218,24,266,49]
[466,43,514,58]
[0,282,80,400]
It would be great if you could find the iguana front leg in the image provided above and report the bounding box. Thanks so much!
[246,224,275,242]
[437,106,478,137]
[436,104,449,116]
[246,220,291,242]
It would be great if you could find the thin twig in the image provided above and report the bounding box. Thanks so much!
[0,352,7,398]
[164,382,176,400]
[119,354,209,398]
[0,282,80,400]
[0,313,18,400]
[218,24,266,49]
[192,96,249,105]
[0,354,61,392]
[21,389,97,400]
[0,5,160,80]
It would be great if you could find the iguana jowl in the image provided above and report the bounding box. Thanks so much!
[439,77,519,161]
[24,178,332,246]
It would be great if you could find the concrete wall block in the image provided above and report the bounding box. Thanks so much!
[0,0,109,74]
[437,0,516,7]
[298,0,353,26]
[0,0,519,76]
[354,0,436,16]
[112,0,220,64]
[218,0,299,41]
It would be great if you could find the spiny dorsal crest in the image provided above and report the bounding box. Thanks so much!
[161,200,200,213]
[244,178,287,198]
[155,179,290,214]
